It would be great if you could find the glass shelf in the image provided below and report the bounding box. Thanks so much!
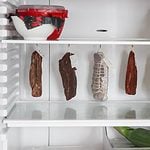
[4,100,150,127]
[2,38,150,45]
[22,146,91,150]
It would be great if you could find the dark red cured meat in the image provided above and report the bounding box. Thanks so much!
[125,51,137,95]
[59,52,77,100]
[29,51,42,97]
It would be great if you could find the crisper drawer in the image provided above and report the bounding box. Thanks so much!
[1,127,150,150]
[106,127,150,150]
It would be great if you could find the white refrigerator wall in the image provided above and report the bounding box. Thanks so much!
[0,127,111,150]
[50,127,103,149]
[7,128,49,150]
[50,0,150,39]
[20,0,49,5]
[1,0,150,150]
[5,127,104,150]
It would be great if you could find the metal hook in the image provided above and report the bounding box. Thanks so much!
[131,45,134,52]
[100,44,102,49]
[34,44,44,57]
[68,44,71,52]
[35,44,39,50]
[98,44,102,53]
[35,44,41,53]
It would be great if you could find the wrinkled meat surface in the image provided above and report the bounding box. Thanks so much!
[59,52,77,100]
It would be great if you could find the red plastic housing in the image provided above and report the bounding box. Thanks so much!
[16,5,68,40]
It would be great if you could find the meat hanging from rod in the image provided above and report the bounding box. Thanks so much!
[125,50,137,95]
[59,52,77,101]
[91,52,109,101]
[29,51,42,97]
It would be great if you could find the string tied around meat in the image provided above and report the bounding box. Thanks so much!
[91,45,112,101]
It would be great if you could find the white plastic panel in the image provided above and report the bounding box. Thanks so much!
[50,0,150,39]
[114,0,150,39]
[0,6,13,14]
[50,127,103,150]
[0,141,2,150]
[0,18,10,26]
[0,100,15,116]
[4,128,49,150]
[21,146,102,150]
[0,30,18,38]
[0,43,20,117]
[0,0,18,7]
[0,0,18,39]
[0,127,107,150]
[0,127,123,150]
[0,136,7,150]
[21,0,49,5]
[2,127,149,150]
[50,0,116,39]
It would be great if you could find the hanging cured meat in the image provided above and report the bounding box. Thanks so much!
[91,52,109,101]
[125,50,137,95]
[59,52,77,100]
[29,51,42,97]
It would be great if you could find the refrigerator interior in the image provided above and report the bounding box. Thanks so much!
[1,127,105,150]
[1,0,150,150]
[1,127,128,150]
[2,127,150,150]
